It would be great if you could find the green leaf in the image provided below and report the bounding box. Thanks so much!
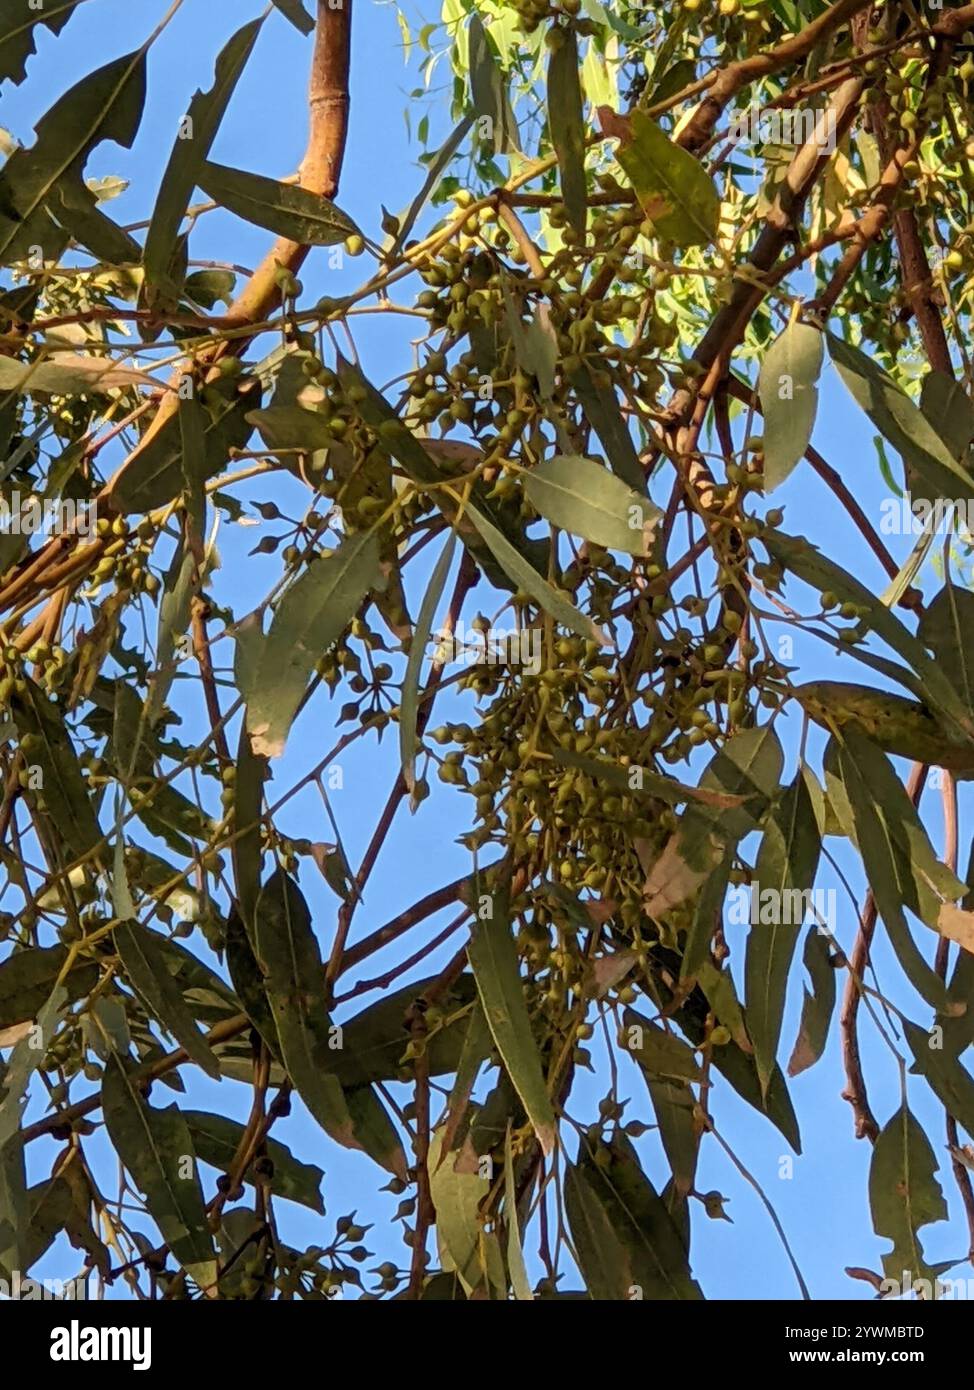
[758,322,823,490]
[905,1019,974,1139]
[440,1001,492,1160]
[829,733,954,1008]
[401,533,455,792]
[798,679,974,773]
[143,18,264,303]
[745,772,821,1096]
[182,1110,324,1211]
[231,727,266,942]
[466,503,608,647]
[244,532,382,757]
[504,1124,533,1300]
[524,454,660,555]
[565,362,645,490]
[918,579,974,717]
[566,1134,702,1299]
[101,1053,217,1288]
[869,1103,948,1285]
[429,1129,505,1297]
[109,375,261,514]
[0,946,98,1031]
[550,746,748,810]
[0,50,147,264]
[253,870,356,1148]
[0,354,154,396]
[644,726,782,944]
[271,0,314,34]
[468,17,518,155]
[0,1,88,87]
[600,106,719,248]
[328,975,477,1087]
[113,921,220,1079]
[144,399,203,727]
[547,27,586,236]
[246,404,336,452]
[765,530,974,745]
[198,160,360,244]
[621,1006,702,1082]
[787,925,837,1077]
[919,371,974,462]
[343,1085,409,1181]
[644,1079,699,1199]
[828,333,974,500]
[50,171,141,265]
[11,677,102,861]
[467,893,557,1154]
[0,987,64,1277]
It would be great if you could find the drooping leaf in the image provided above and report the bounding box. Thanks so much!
[869,1103,948,1285]
[343,1085,409,1181]
[467,893,556,1154]
[829,733,957,1008]
[11,678,102,861]
[565,361,645,491]
[428,1129,505,1297]
[468,17,518,155]
[0,987,64,1277]
[0,0,89,87]
[0,50,147,264]
[101,1053,217,1289]
[621,1006,702,1083]
[270,0,314,35]
[918,579,974,718]
[905,1020,974,1138]
[745,772,821,1095]
[113,920,220,1079]
[0,946,98,1031]
[144,18,264,303]
[400,532,455,792]
[466,504,609,647]
[244,531,383,757]
[253,870,356,1148]
[524,454,660,555]
[919,371,974,462]
[645,1078,699,1200]
[547,27,586,236]
[231,728,266,942]
[828,332,974,501]
[788,925,837,1077]
[198,160,360,244]
[504,1124,533,1300]
[566,1134,702,1300]
[758,321,824,490]
[182,1110,324,1212]
[599,106,719,248]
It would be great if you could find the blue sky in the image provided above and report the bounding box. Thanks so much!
[4,0,973,1301]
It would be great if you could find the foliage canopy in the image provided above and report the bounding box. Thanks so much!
[1,0,974,1302]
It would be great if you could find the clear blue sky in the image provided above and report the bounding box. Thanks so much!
[5,0,971,1300]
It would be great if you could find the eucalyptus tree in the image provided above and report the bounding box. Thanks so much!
[1,0,973,1302]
